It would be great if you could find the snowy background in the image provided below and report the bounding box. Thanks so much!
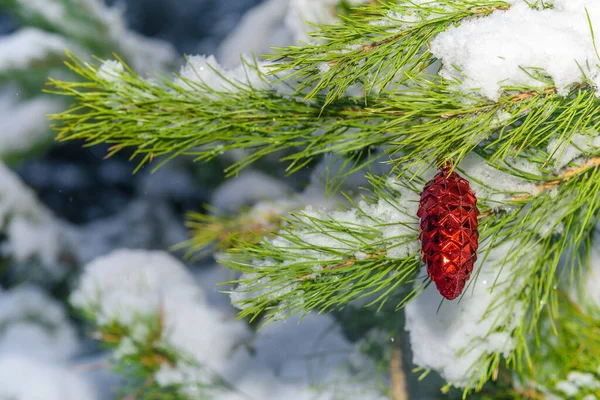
[0,0,450,399]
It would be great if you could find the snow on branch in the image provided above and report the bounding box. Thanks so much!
[405,239,532,389]
[0,285,79,362]
[4,0,177,72]
[48,48,600,182]
[269,0,512,106]
[71,249,251,397]
[72,249,387,399]
[0,355,97,400]
[39,0,600,396]
[222,150,600,394]
[0,28,79,77]
[0,0,178,162]
[0,162,70,279]
[0,89,63,161]
[431,1,600,100]
[227,178,422,323]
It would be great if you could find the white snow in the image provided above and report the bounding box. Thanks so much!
[219,0,370,67]
[0,148,55,221]
[230,177,419,314]
[555,371,600,397]
[219,0,293,68]
[0,355,97,400]
[251,312,352,381]
[0,286,79,362]
[71,249,204,326]
[0,89,63,159]
[430,1,600,100]
[215,313,386,400]
[73,249,384,399]
[155,290,251,377]
[0,162,68,278]
[0,28,75,72]
[5,217,65,268]
[555,380,580,397]
[176,55,269,93]
[211,170,293,211]
[96,60,124,82]
[71,249,250,394]
[405,240,527,388]
[293,179,419,261]
[459,153,539,203]
[547,132,600,170]
[230,271,301,315]
[566,371,600,389]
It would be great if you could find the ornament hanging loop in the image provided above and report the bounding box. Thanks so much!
[437,158,455,172]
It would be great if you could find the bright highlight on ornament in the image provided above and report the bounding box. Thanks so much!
[417,164,479,300]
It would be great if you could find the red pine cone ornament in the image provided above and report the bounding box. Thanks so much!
[417,164,479,300]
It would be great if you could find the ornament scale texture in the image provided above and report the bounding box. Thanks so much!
[417,166,479,300]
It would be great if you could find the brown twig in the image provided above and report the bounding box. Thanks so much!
[473,5,510,14]
[508,87,556,102]
[477,155,600,220]
[390,336,409,400]
[441,87,557,119]
[513,155,600,201]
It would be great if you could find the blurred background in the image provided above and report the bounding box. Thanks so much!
[3,0,262,226]
[0,1,445,399]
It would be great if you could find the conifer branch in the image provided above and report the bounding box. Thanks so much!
[269,0,511,106]
[223,157,600,394]
[182,206,287,256]
[78,301,237,399]
[47,51,600,179]
[41,0,600,397]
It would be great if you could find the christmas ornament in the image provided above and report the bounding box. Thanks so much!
[417,164,479,300]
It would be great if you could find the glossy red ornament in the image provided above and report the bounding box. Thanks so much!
[417,165,479,300]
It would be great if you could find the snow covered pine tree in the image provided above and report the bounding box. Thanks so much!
[48,0,600,399]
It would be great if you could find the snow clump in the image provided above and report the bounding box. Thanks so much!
[431,1,600,100]
[405,240,528,387]
[0,355,97,400]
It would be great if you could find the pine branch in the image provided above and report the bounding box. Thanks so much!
[180,204,288,256]
[47,50,600,180]
[515,291,600,399]
[77,302,236,400]
[221,152,600,395]
[41,1,600,396]
[268,0,511,107]
[462,164,600,393]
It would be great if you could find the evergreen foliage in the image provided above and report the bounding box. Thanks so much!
[44,0,600,399]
